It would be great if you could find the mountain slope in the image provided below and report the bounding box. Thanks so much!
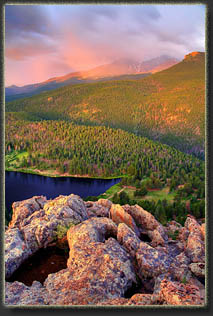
[6,52,205,158]
[5,55,178,101]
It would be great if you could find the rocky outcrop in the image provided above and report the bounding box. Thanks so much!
[5,194,88,278]
[109,204,139,236]
[99,294,159,306]
[9,196,47,229]
[5,281,48,305]
[117,223,141,258]
[5,228,32,278]
[136,242,172,279]
[169,251,191,282]
[184,216,205,263]
[189,262,205,278]
[85,199,112,218]
[123,204,168,246]
[44,237,136,305]
[155,278,204,305]
[5,195,206,306]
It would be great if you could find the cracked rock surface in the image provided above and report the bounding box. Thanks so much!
[5,195,206,306]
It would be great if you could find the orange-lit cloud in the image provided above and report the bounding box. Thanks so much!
[5,4,205,86]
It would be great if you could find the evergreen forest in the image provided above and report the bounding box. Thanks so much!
[5,52,206,225]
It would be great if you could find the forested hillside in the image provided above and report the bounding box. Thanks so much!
[5,117,204,191]
[5,116,205,224]
[6,52,205,158]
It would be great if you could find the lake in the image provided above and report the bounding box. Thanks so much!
[5,171,121,212]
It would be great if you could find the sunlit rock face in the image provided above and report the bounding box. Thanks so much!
[5,196,206,306]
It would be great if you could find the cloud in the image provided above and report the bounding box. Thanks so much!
[6,34,56,61]
[5,5,51,40]
[5,4,205,86]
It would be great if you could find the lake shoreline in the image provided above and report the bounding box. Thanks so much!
[5,167,123,180]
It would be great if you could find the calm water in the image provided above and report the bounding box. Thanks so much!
[5,171,120,211]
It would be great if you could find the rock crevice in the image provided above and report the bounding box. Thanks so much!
[5,195,206,306]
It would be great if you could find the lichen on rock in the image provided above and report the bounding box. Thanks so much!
[5,196,206,306]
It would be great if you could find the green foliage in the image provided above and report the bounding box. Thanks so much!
[181,276,187,284]
[5,120,204,186]
[168,230,179,240]
[55,221,78,240]
[112,193,120,204]
[83,196,99,202]
[6,53,205,158]
[119,191,130,205]
[134,187,148,197]
[5,54,205,226]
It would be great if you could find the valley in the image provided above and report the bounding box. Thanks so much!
[5,52,206,227]
[4,4,207,307]
[6,52,205,159]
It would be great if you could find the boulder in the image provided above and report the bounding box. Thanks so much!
[98,294,158,306]
[178,227,189,246]
[5,281,48,306]
[50,217,136,305]
[185,231,205,263]
[5,194,89,278]
[147,228,165,247]
[43,194,88,223]
[187,276,205,302]
[45,238,136,304]
[117,223,141,257]
[169,252,191,282]
[97,198,113,209]
[45,238,136,305]
[9,196,47,229]
[123,204,159,230]
[156,278,205,305]
[109,204,139,235]
[127,293,158,305]
[123,205,167,245]
[166,221,182,234]
[189,262,205,278]
[85,199,112,218]
[136,242,172,279]
[67,217,117,250]
[5,228,32,278]
[184,215,203,239]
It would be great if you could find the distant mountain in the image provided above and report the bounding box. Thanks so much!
[82,55,179,78]
[5,55,179,101]
[6,51,205,158]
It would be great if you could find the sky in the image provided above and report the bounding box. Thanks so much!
[5,4,206,87]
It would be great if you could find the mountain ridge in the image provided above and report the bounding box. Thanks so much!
[6,51,205,158]
[5,55,179,99]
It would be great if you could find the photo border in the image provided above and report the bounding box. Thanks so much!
[0,0,212,313]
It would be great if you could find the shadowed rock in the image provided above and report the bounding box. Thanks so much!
[85,199,112,218]
[136,242,172,279]
[42,217,136,305]
[117,223,141,258]
[5,194,88,278]
[5,195,206,306]
[5,228,32,278]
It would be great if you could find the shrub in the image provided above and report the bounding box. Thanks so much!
[56,221,79,240]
